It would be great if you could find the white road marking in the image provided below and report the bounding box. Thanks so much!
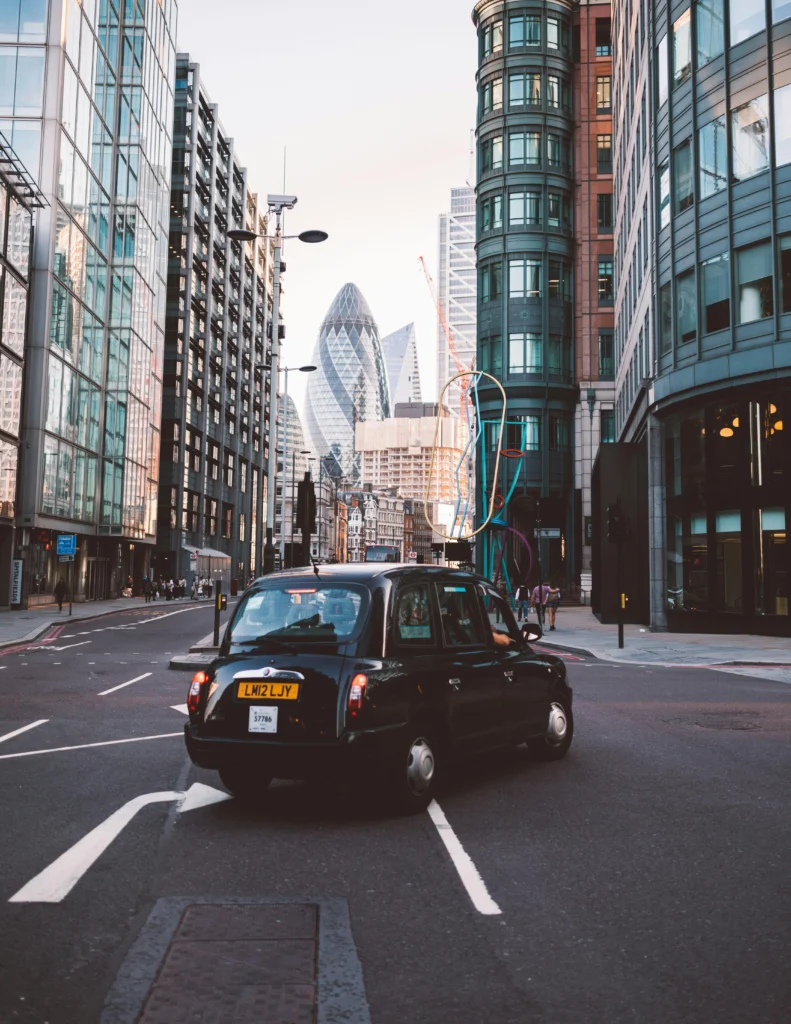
[0,666,6,670]
[0,720,48,745]
[48,641,92,652]
[8,783,232,903]
[0,732,181,761]
[98,672,152,696]
[427,800,502,917]
[171,704,189,715]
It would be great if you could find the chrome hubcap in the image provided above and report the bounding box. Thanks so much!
[406,737,435,794]
[547,702,568,746]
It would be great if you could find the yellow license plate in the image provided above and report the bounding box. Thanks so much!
[237,681,300,701]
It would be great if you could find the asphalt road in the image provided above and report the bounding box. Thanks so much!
[0,606,789,1023]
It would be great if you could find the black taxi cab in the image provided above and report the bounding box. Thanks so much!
[184,564,573,813]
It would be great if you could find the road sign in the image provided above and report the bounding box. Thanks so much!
[58,555,74,563]
[56,535,77,557]
[535,528,561,539]
[189,551,198,562]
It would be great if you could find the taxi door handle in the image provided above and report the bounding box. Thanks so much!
[449,678,461,691]
[503,670,515,682]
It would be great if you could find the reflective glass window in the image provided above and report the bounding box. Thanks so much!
[598,259,614,305]
[508,332,541,374]
[659,160,670,228]
[548,335,571,381]
[775,83,791,166]
[598,331,614,378]
[657,34,668,107]
[732,94,770,180]
[755,508,789,616]
[596,76,611,112]
[730,0,765,43]
[509,258,542,299]
[780,235,791,314]
[550,415,570,451]
[660,282,673,351]
[1,270,26,355]
[549,259,571,300]
[509,190,540,226]
[547,16,562,50]
[696,0,724,64]
[509,131,541,166]
[676,270,697,344]
[773,0,791,23]
[701,253,730,333]
[509,72,540,107]
[715,509,743,613]
[596,134,612,173]
[547,75,560,108]
[674,139,694,212]
[0,352,21,436]
[698,115,728,198]
[673,9,692,85]
[597,193,613,231]
[601,409,615,443]
[736,241,773,323]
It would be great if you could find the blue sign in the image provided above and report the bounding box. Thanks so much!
[57,534,77,557]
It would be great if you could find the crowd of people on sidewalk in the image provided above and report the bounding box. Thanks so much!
[513,579,562,631]
[141,576,216,603]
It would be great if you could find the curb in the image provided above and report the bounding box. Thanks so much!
[169,653,215,671]
[537,639,791,669]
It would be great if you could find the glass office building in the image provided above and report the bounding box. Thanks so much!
[155,56,273,589]
[6,0,177,605]
[609,0,791,634]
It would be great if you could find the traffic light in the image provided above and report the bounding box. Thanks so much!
[607,505,630,544]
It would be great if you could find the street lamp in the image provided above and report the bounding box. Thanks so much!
[228,195,327,575]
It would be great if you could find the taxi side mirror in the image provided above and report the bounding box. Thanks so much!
[522,622,543,644]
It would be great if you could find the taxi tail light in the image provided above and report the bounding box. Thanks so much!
[188,671,210,714]
[347,673,368,717]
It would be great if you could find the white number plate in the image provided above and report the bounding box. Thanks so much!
[248,706,278,734]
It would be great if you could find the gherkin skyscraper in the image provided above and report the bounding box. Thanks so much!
[305,283,391,483]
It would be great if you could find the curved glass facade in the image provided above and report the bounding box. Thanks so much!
[305,283,391,484]
[473,0,577,576]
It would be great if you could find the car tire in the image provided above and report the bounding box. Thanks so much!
[219,767,272,801]
[527,694,574,761]
[385,720,440,815]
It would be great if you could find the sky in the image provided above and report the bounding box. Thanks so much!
[178,0,479,420]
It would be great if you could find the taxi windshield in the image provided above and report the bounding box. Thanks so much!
[228,583,368,645]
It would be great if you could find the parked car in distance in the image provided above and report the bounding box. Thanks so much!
[184,564,574,814]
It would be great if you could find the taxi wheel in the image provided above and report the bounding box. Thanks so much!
[527,695,574,761]
[386,721,440,815]
[219,767,272,801]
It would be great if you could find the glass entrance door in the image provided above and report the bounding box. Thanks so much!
[87,559,108,601]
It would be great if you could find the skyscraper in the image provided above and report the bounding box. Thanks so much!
[156,55,272,586]
[382,323,422,406]
[305,283,390,483]
[437,186,477,406]
[13,0,178,604]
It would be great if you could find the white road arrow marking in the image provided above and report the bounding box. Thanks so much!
[171,704,189,715]
[9,784,232,903]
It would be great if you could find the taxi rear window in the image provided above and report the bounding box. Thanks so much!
[229,584,369,644]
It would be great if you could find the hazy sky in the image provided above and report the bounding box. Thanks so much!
[178,0,478,418]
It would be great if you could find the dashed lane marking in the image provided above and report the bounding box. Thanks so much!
[0,732,182,761]
[98,672,153,697]
[0,720,49,745]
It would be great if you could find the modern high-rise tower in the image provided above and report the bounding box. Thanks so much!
[437,187,477,406]
[382,323,422,406]
[305,283,391,484]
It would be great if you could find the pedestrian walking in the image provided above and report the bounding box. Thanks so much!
[515,584,531,622]
[531,582,550,627]
[143,576,152,603]
[206,579,214,600]
[546,579,562,631]
[54,577,68,613]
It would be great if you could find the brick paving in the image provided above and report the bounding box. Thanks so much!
[138,904,318,1023]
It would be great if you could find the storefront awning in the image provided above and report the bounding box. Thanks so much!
[182,545,232,562]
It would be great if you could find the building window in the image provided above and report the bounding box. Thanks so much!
[595,18,611,56]
[482,135,503,172]
[509,190,541,226]
[509,258,542,299]
[673,9,692,85]
[775,83,791,166]
[547,16,565,51]
[482,77,503,114]
[601,409,616,443]
[509,72,541,108]
[660,282,673,351]
[598,259,614,305]
[732,94,770,180]
[659,160,671,228]
[674,139,694,212]
[598,331,614,379]
[696,0,724,65]
[510,14,540,48]
[483,19,503,57]
[698,115,728,198]
[547,191,570,229]
[550,416,570,451]
[736,241,773,323]
[597,193,613,231]
[508,332,542,374]
[731,0,765,43]
[701,253,730,333]
[676,270,697,344]
[547,133,561,168]
[481,194,503,232]
[509,131,541,166]
[481,263,503,303]
[546,75,561,108]
[657,34,668,107]
[596,134,612,173]
[548,335,571,380]
[548,259,571,300]
[781,235,791,314]
[596,76,611,113]
[774,0,791,25]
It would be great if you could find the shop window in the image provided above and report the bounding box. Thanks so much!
[658,160,670,228]
[657,34,668,107]
[701,253,730,333]
[755,398,786,485]
[735,241,773,324]
[731,0,765,43]
[698,115,728,199]
[676,269,697,344]
[666,510,709,612]
[755,509,789,616]
[715,510,743,613]
[673,9,692,85]
[697,0,724,65]
[674,139,694,212]
[732,94,770,181]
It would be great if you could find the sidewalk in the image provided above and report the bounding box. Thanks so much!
[536,605,791,666]
[0,596,203,649]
